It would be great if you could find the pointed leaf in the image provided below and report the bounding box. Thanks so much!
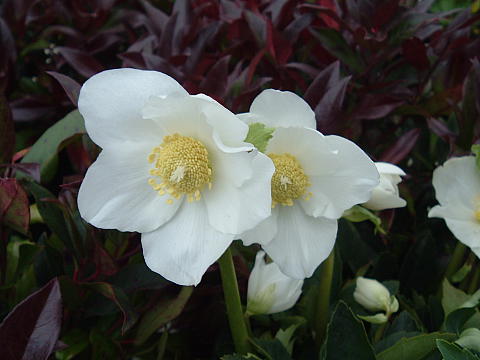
[325,301,376,360]
[380,128,420,164]
[46,72,81,107]
[0,278,62,360]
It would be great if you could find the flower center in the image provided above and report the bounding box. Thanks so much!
[268,153,311,207]
[475,210,480,222]
[147,133,212,204]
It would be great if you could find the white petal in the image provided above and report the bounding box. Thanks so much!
[363,184,407,211]
[375,162,406,176]
[204,152,274,235]
[78,141,181,233]
[249,89,316,129]
[432,156,480,209]
[78,68,187,147]
[266,127,330,176]
[241,208,279,246]
[263,204,338,279]
[429,204,480,249]
[141,199,234,286]
[299,135,379,219]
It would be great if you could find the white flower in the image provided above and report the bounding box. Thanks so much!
[363,162,407,211]
[247,251,303,315]
[77,68,274,286]
[428,156,480,257]
[239,89,379,279]
[354,277,399,323]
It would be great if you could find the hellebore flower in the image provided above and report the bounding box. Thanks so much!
[354,277,399,324]
[77,68,274,286]
[247,251,303,315]
[239,89,379,279]
[428,156,480,258]
[363,162,407,211]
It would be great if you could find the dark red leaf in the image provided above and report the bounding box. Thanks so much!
[46,72,81,107]
[141,0,168,38]
[0,178,30,234]
[373,0,399,30]
[56,47,104,78]
[352,94,404,121]
[402,37,430,71]
[380,128,421,164]
[315,75,351,133]
[0,163,40,183]
[427,117,456,143]
[0,96,14,163]
[199,55,230,99]
[304,61,340,108]
[0,278,62,360]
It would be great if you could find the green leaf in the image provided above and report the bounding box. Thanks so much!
[135,286,193,345]
[221,354,262,360]
[377,332,457,360]
[451,262,473,283]
[324,301,376,360]
[245,122,274,153]
[85,282,139,334]
[250,338,293,360]
[436,339,480,360]
[5,238,38,284]
[20,110,86,182]
[446,308,477,334]
[275,324,300,355]
[472,145,480,172]
[442,280,480,329]
[342,205,386,234]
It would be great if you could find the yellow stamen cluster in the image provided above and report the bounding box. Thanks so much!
[475,210,480,222]
[268,153,311,207]
[147,133,212,204]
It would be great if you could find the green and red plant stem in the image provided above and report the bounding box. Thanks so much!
[218,247,251,355]
[314,249,335,348]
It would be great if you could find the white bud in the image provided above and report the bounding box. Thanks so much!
[247,251,303,315]
[354,277,399,317]
[363,162,407,211]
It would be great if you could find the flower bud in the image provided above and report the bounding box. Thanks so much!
[353,277,399,323]
[247,251,303,315]
[363,162,406,211]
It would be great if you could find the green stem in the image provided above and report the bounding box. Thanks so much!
[468,262,480,294]
[218,247,251,354]
[314,250,335,348]
[373,322,387,343]
[445,242,467,280]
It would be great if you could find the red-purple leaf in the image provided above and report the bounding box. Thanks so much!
[304,61,340,107]
[56,47,104,78]
[380,128,421,164]
[0,178,30,235]
[315,75,351,133]
[402,37,429,71]
[0,278,62,360]
[427,117,456,143]
[46,72,81,107]
[352,94,404,120]
[199,55,230,99]
[0,163,40,183]
[0,96,14,163]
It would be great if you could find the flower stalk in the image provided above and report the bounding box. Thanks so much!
[218,247,251,354]
[445,242,467,280]
[314,250,335,347]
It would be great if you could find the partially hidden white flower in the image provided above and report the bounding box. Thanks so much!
[354,277,399,324]
[363,162,407,211]
[428,156,480,258]
[239,89,379,279]
[77,68,274,286]
[247,251,303,315]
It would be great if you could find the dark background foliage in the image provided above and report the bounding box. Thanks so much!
[1,0,480,359]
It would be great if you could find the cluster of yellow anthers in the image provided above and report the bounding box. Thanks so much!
[268,153,312,208]
[147,133,212,204]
